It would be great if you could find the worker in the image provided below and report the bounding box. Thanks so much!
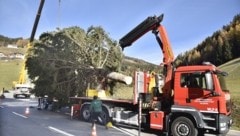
[148,71,156,93]
[37,97,42,110]
[90,95,107,128]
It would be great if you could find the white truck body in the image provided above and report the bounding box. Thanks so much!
[13,84,33,98]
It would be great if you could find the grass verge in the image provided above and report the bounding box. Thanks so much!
[0,59,24,94]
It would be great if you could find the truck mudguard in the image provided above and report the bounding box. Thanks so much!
[170,105,205,128]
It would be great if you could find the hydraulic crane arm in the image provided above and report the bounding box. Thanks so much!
[119,14,174,98]
[119,14,174,64]
[119,14,163,48]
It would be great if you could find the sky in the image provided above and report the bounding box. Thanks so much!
[0,0,239,64]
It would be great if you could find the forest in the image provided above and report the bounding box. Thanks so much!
[175,14,240,67]
[0,35,28,48]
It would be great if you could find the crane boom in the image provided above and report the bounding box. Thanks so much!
[119,14,163,48]
[119,14,174,98]
[30,0,45,43]
[119,14,174,64]
[17,0,45,85]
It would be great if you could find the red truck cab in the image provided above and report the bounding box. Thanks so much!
[172,62,232,134]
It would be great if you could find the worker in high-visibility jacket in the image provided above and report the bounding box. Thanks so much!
[90,95,108,128]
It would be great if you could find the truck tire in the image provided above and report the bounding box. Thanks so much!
[171,117,198,136]
[99,107,110,125]
[80,104,91,122]
[14,94,18,98]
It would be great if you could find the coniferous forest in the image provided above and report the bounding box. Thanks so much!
[175,14,240,67]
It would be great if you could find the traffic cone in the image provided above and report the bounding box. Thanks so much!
[91,122,97,136]
[25,107,30,115]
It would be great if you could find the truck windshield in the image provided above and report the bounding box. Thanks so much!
[217,74,229,92]
[181,72,214,90]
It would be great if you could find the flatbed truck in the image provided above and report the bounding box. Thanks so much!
[70,14,232,136]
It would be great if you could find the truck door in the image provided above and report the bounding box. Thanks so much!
[179,72,219,113]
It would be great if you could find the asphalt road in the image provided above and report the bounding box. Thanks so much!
[0,92,239,136]
[0,97,129,136]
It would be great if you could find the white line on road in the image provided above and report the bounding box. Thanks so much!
[48,126,75,136]
[65,112,71,115]
[12,112,28,119]
[64,112,71,116]
[0,106,4,108]
[112,126,136,136]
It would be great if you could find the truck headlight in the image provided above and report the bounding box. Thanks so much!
[220,122,227,131]
[220,122,226,127]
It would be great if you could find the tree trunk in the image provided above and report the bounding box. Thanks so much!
[107,72,132,85]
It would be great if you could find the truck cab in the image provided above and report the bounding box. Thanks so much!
[172,62,232,135]
[13,84,32,98]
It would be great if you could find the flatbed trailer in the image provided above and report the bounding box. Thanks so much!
[70,97,133,104]
[70,96,142,126]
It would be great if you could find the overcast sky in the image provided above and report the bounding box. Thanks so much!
[0,0,239,64]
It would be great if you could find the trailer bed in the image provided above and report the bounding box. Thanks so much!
[70,97,134,104]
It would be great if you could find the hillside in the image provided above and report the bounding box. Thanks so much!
[122,56,161,75]
[175,14,240,67]
[0,34,28,48]
[0,60,24,92]
[218,58,240,130]
[0,47,27,55]
[0,47,27,93]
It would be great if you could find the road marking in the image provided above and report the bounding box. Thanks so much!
[65,112,71,115]
[48,126,75,136]
[112,126,136,136]
[12,112,28,119]
[0,106,4,108]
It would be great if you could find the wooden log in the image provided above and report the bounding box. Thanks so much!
[107,72,132,85]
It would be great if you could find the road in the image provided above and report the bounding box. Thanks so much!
[0,97,129,136]
[0,92,239,136]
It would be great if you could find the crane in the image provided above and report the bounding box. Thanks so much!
[119,14,174,99]
[13,0,45,94]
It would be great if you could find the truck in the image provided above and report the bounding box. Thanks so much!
[13,83,33,98]
[70,14,232,136]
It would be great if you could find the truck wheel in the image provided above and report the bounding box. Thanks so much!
[171,117,198,136]
[14,94,18,98]
[80,104,91,122]
[99,107,110,125]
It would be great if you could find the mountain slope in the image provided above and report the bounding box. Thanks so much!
[218,57,240,130]
[175,14,240,67]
